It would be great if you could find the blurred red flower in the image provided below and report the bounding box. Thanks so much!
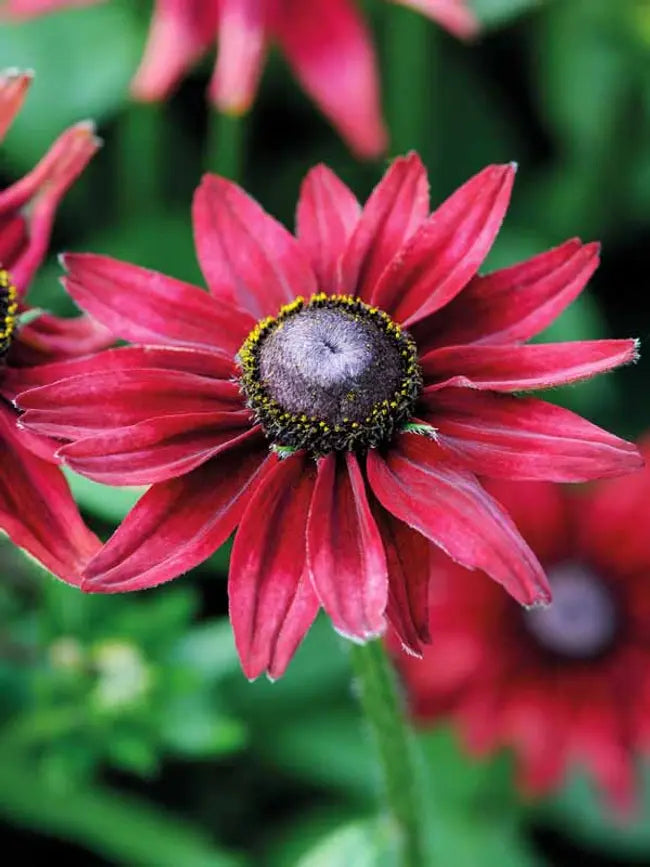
[1,0,478,157]
[16,154,641,678]
[0,69,110,582]
[396,460,650,811]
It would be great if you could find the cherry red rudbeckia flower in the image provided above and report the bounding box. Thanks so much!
[16,154,641,679]
[1,0,478,158]
[0,69,110,582]
[395,454,650,812]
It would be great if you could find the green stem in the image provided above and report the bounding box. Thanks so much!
[349,640,429,867]
[117,102,166,215]
[206,111,246,181]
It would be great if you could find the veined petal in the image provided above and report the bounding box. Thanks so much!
[390,0,479,39]
[209,0,268,113]
[58,412,256,486]
[341,152,429,300]
[373,503,431,656]
[0,402,100,584]
[131,0,218,102]
[421,389,643,481]
[82,437,269,592]
[0,122,100,293]
[0,68,32,142]
[61,253,252,356]
[10,311,114,367]
[193,173,317,318]
[421,339,639,392]
[415,239,600,352]
[372,164,515,324]
[274,0,387,159]
[366,433,550,606]
[230,451,319,680]
[18,368,242,439]
[307,452,388,641]
[296,163,361,291]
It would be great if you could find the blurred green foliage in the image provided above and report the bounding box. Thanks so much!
[2,0,650,864]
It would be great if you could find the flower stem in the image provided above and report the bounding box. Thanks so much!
[349,639,429,867]
[206,110,246,181]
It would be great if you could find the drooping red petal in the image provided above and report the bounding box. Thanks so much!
[390,0,479,39]
[9,311,114,368]
[18,368,241,439]
[0,68,32,142]
[1,0,98,17]
[0,402,100,584]
[420,389,642,481]
[57,412,256,486]
[193,173,317,318]
[373,503,431,656]
[131,0,219,102]
[274,0,387,159]
[0,213,28,267]
[230,451,320,680]
[340,152,429,300]
[209,0,268,113]
[0,122,100,293]
[307,452,388,641]
[60,253,252,357]
[421,339,639,391]
[372,164,516,324]
[296,163,361,292]
[415,239,600,352]
[82,435,269,593]
[366,433,550,606]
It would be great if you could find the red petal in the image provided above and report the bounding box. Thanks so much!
[415,239,600,352]
[58,412,256,486]
[61,253,252,356]
[421,339,639,391]
[421,389,642,481]
[230,451,319,680]
[0,403,100,583]
[341,153,429,301]
[373,503,431,656]
[307,452,388,641]
[372,164,515,324]
[82,437,269,592]
[209,0,268,113]
[193,173,317,319]
[366,433,550,606]
[274,0,386,159]
[131,0,218,102]
[391,0,479,39]
[0,69,32,142]
[10,312,113,367]
[18,368,241,439]
[296,163,361,291]
[0,122,99,293]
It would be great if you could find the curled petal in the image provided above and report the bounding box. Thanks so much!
[61,253,252,356]
[230,451,319,680]
[209,0,268,113]
[274,0,387,159]
[9,312,113,368]
[193,173,317,318]
[366,433,550,606]
[0,403,100,584]
[341,152,429,300]
[373,163,515,324]
[82,435,269,592]
[421,389,643,482]
[307,452,388,641]
[296,163,361,292]
[421,339,639,392]
[0,68,32,142]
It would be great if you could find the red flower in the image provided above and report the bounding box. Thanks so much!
[395,454,650,811]
[2,0,478,158]
[16,154,641,679]
[0,69,109,582]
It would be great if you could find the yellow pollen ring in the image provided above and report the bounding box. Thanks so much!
[0,268,18,358]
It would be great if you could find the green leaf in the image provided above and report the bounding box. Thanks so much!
[297,819,398,867]
[472,0,545,28]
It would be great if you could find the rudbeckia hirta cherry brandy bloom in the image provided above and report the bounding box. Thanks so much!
[2,0,478,158]
[16,155,641,679]
[396,458,650,811]
[0,69,108,582]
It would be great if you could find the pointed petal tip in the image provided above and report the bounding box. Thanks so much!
[333,622,387,645]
